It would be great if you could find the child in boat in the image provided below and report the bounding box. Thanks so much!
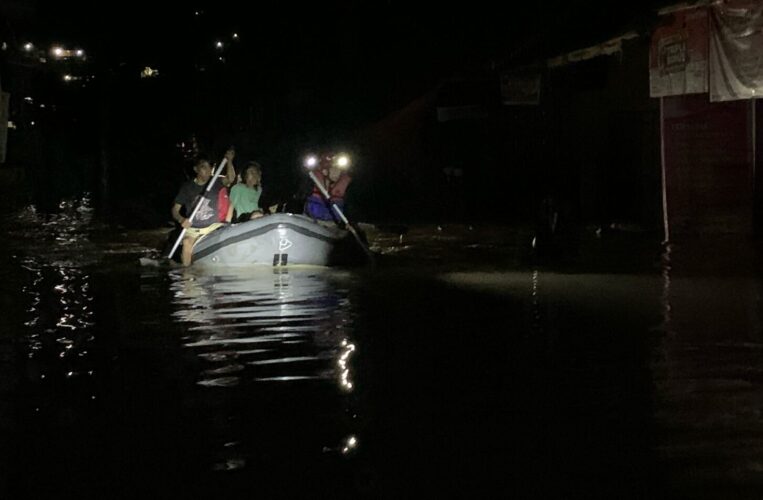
[171,150,236,266]
[229,161,264,222]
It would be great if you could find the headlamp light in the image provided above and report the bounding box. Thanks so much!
[304,155,318,169]
[335,154,350,169]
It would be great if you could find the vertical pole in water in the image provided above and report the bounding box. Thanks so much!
[751,98,758,235]
[660,97,670,244]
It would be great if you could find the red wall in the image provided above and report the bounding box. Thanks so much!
[662,94,753,237]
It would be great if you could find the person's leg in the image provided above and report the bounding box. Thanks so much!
[181,236,196,266]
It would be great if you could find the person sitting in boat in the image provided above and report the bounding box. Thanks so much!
[304,153,352,223]
[171,149,236,266]
[229,161,264,222]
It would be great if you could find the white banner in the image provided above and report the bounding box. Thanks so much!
[649,8,709,97]
[500,73,540,105]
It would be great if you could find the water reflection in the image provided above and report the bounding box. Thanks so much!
[170,267,356,390]
[166,266,359,471]
[653,241,763,498]
[13,198,99,415]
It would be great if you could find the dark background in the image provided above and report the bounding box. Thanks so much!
[1,1,668,228]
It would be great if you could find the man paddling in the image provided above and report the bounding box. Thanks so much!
[171,149,236,266]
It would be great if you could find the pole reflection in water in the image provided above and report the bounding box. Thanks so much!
[167,266,359,471]
[653,241,763,498]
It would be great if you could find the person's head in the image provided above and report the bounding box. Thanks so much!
[318,153,349,181]
[328,165,343,182]
[193,156,213,183]
[243,161,262,186]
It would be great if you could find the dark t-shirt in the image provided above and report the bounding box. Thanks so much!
[174,180,223,228]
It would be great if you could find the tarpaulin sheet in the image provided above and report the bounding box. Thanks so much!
[709,0,763,101]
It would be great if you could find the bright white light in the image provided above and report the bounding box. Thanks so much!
[24,43,34,51]
[30,121,35,126]
[336,155,350,168]
[215,41,223,49]
[341,435,358,454]
[304,155,318,169]
[75,49,84,57]
[232,33,239,39]
[52,46,64,57]
[24,96,33,103]
[63,74,73,82]
[141,67,159,78]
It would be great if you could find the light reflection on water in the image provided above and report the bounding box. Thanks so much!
[168,267,357,391]
[9,198,362,484]
[9,197,763,497]
[13,198,99,410]
[157,266,360,474]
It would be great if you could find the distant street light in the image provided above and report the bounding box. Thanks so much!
[49,45,86,60]
[232,33,239,40]
[23,43,34,52]
[215,41,224,49]
[141,67,159,78]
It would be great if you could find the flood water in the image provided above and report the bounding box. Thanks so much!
[2,198,763,498]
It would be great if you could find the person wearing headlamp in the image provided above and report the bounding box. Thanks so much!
[304,153,352,223]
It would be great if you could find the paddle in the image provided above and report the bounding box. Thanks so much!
[307,170,375,263]
[167,157,229,260]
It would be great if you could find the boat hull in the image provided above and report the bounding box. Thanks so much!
[191,213,349,267]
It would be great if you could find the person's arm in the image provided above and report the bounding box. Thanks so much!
[223,149,236,187]
[247,186,261,219]
[172,202,191,228]
[224,188,235,223]
[228,185,240,216]
[331,174,352,198]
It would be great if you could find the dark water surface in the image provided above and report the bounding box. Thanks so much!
[2,199,763,498]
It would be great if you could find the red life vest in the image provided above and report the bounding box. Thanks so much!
[311,169,351,199]
[217,187,230,222]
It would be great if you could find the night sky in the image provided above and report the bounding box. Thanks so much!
[3,1,666,109]
[1,1,670,222]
